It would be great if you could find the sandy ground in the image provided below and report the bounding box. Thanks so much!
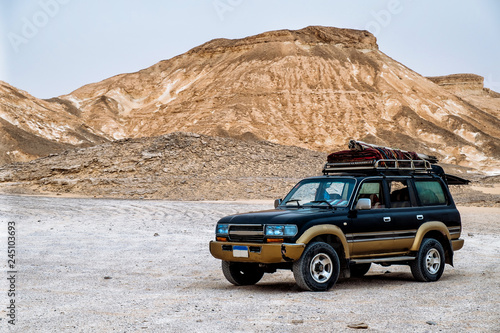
[0,195,499,332]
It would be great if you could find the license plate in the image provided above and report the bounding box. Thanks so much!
[233,245,249,258]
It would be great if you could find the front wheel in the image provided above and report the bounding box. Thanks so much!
[293,242,340,291]
[221,261,264,286]
[410,238,445,282]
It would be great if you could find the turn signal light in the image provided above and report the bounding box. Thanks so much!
[216,237,228,242]
[266,238,284,243]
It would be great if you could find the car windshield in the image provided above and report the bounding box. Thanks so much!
[281,178,356,208]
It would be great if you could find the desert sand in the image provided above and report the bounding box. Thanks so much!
[0,195,498,332]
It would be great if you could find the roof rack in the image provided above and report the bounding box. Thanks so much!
[322,140,470,184]
[322,158,433,175]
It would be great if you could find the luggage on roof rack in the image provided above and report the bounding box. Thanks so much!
[346,140,439,163]
[323,140,436,175]
[323,140,470,185]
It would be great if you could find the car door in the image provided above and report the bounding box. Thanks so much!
[348,178,397,257]
[384,178,420,252]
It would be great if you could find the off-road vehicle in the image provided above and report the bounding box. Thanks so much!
[209,141,468,291]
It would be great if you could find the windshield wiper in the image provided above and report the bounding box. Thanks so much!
[284,199,302,207]
[310,200,335,209]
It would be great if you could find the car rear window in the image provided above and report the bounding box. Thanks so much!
[415,181,447,206]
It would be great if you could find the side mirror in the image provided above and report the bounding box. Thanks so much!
[355,198,371,210]
[274,199,282,209]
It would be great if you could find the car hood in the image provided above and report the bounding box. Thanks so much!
[218,208,342,226]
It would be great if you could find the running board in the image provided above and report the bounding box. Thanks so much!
[352,256,416,264]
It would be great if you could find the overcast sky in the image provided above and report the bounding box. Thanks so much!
[1,0,499,99]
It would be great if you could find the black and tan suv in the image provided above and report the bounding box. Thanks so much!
[209,155,467,291]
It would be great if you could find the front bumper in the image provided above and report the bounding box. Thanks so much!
[209,241,305,264]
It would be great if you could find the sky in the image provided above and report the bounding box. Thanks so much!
[1,0,499,99]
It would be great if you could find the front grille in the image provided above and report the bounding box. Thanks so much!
[228,224,264,243]
[230,235,264,242]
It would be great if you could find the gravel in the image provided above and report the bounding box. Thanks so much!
[0,195,498,332]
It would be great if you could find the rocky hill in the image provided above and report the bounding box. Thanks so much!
[0,81,110,164]
[1,26,499,174]
[0,132,497,206]
[0,132,325,200]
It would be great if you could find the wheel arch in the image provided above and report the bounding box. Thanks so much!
[295,225,350,261]
[410,221,453,265]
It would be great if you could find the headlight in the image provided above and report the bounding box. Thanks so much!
[265,225,298,237]
[216,224,229,235]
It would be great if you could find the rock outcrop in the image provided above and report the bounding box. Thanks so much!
[427,74,485,94]
[427,74,500,121]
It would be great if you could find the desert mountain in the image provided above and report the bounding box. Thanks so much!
[1,26,499,173]
[0,81,109,164]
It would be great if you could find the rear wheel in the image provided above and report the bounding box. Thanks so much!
[221,261,264,286]
[410,238,445,282]
[293,242,340,291]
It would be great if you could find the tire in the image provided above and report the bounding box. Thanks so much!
[350,263,371,277]
[293,242,340,291]
[410,238,445,282]
[221,261,264,286]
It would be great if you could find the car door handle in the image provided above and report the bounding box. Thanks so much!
[416,215,424,220]
[383,217,391,222]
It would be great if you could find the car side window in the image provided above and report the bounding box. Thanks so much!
[355,181,385,209]
[415,180,448,206]
[388,180,411,208]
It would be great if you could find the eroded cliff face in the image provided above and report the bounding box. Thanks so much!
[1,26,499,173]
[427,74,485,94]
[0,81,110,164]
[428,73,500,121]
